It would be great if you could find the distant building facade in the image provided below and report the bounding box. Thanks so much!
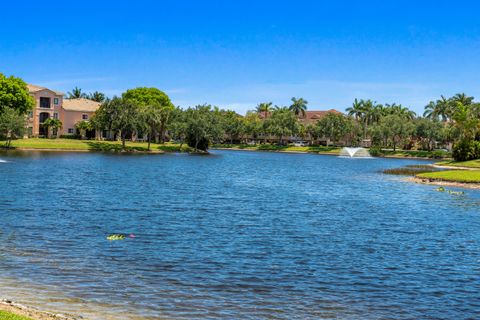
[27,84,100,137]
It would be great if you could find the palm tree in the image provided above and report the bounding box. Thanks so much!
[256,102,273,119]
[67,87,87,99]
[346,98,364,121]
[88,91,106,103]
[369,103,385,124]
[42,118,62,138]
[75,120,92,139]
[451,93,474,106]
[289,97,308,117]
[360,99,375,139]
[423,101,437,119]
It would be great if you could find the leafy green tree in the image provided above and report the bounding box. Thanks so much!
[305,123,319,145]
[316,113,350,146]
[265,107,299,145]
[122,87,174,143]
[414,118,443,151]
[289,97,308,117]
[222,110,244,143]
[169,107,188,147]
[97,97,140,150]
[0,107,26,147]
[243,111,263,143]
[184,105,224,152]
[42,118,63,138]
[67,87,87,99]
[0,73,34,114]
[379,114,415,151]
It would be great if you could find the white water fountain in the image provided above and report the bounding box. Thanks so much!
[339,147,372,158]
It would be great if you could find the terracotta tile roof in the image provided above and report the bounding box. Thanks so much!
[63,98,101,112]
[27,84,64,95]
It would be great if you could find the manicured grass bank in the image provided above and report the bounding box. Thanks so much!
[214,144,450,158]
[4,139,192,153]
[212,143,341,154]
[370,149,450,159]
[0,310,32,320]
[436,159,480,169]
[417,170,480,183]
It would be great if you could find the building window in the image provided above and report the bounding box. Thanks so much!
[54,98,59,105]
[68,128,74,134]
[82,114,88,120]
[53,113,58,119]
[40,97,51,108]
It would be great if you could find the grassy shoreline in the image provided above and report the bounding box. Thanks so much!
[409,159,480,188]
[212,144,449,159]
[0,300,76,320]
[1,139,191,153]
[0,139,453,160]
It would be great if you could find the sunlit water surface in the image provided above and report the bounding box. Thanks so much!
[0,150,479,319]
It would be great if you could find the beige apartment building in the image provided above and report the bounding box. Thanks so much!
[27,84,100,137]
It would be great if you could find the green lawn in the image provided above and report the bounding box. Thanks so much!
[436,159,480,169]
[212,143,341,154]
[371,149,450,159]
[3,139,191,153]
[416,170,480,183]
[214,144,450,158]
[0,311,32,320]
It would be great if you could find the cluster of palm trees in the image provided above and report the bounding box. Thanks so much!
[346,99,416,139]
[422,93,480,160]
[67,87,106,103]
[256,97,309,118]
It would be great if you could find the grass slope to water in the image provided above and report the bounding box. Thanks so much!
[436,159,480,169]
[0,311,32,320]
[213,143,341,154]
[417,170,480,183]
[372,149,450,159]
[215,144,450,158]
[5,139,192,153]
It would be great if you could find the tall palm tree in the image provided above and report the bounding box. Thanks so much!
[289,97,308,117]
[67,87,87,99]
[346,98,364,121]
[451,93,474,106]
[88,91,106,103]
[423,101,437,119]
[256,102,273,119]
[360,99,375,139]
[369,103,385,124]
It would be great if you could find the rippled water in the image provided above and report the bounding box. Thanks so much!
[1,150,480,319]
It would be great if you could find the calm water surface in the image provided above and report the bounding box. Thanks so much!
[0,150,479,319]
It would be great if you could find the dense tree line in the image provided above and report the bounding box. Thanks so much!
[1,72,479,160]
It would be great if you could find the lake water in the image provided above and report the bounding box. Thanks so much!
[0,150,479,319]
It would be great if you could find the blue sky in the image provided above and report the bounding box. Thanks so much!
[1,0,480,114]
